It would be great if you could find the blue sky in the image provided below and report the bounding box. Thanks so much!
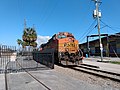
[0,0,120,46]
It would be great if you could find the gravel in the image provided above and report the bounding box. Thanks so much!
[54,65,120,89]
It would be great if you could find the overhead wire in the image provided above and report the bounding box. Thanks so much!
[100,25,107,29]
[39,0,50,25]
[80,24,97,43]
[100,20,120,58]
[100,20,120,33]
[78,20,96,41]
[78,19,97,42]
[78,0,97,43]
[40,0,59,26]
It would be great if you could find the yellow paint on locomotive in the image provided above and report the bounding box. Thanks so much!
[41,32,79,54]
[57,37,79,54]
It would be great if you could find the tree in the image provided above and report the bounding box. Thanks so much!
[17,25,37,50]
[17,39,22,46]
[17,39,22,55]
[22,27,37,47]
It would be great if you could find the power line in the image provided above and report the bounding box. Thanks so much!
[78,19,97,42]
[38,1,50,25]
[100,20,120,33]
[80,24,96,42]
[40,0,59,26]
[100,25,107,29]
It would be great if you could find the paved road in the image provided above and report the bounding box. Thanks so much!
[0,56,120,90]
[0,74,5,90]
[7,69,120,90]
[85,57,120,62]
[84,57,120,74]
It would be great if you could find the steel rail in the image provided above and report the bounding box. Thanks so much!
[5,61,10,90]
[57,63,120,82]
[70,65,120,82]
[77,65,120,76]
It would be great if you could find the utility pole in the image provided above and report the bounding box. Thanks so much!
[92,0,103,61]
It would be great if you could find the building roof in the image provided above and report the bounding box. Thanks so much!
[80,32,120,45]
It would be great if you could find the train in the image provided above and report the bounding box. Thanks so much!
[40,32,83,65]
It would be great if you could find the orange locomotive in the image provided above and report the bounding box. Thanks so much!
[40,32,83,65]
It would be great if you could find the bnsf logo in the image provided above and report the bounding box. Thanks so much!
[64,43,75,47]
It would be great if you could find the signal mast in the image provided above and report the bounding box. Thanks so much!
[92,0,103,61]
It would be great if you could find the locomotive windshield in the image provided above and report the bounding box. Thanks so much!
[67,35,74,38]
[57,32,74,39]
[66,33,74,38]
[57,35,66,39]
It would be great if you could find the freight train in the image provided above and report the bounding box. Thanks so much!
[40,32,83,65]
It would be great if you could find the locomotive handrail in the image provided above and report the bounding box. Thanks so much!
[79,48,84,57]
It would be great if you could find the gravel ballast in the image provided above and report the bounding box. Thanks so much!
[54,65,120,89]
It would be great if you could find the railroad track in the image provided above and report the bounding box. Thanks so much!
[58,63,120,82]
[16,60,51,90]
[5,61,10,90]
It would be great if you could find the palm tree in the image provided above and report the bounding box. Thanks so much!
[17,39,22,55]
[17,39,22,46]
[22,27,37,47]
[21,41,28,48]
[30,42,37,47]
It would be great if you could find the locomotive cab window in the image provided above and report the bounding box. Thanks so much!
[57,35,66,39]
[67,35,74,38]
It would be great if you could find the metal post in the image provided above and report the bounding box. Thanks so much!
[106,35,109,57]
[87,36,90,57]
